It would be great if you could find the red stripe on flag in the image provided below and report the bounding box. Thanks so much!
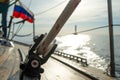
[13,11,20,18]
[13,11,34,23]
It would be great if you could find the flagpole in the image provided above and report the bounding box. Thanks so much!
[33,21,35,40]
[7,0,19,39]
[107,0,115,77]
[7,16,14,39]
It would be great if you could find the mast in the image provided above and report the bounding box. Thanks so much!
[107,0,115,77]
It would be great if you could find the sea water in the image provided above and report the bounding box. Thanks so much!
[55,34,120,77]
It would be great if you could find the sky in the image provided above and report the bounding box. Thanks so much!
[0,0,120,36]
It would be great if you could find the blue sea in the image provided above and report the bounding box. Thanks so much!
[13,34,120,77]
[90,35,120,77]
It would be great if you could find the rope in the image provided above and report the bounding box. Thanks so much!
[11,23,24,40]
[9,0,19,6]
[28,0,32,8]
[70,24,120,35]
[76,24,120,34]
[76,25,108,34]
[35,0,66,16]
[16,33,32,37]
[113,24,120,26]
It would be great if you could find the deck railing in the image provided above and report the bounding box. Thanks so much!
[54,51,88,67]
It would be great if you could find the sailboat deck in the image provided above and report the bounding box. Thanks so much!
[0,42,118,80]
[14,42,92,80]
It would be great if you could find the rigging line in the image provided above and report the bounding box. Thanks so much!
[35,0,67,16]
[10,0,14,2]
[16,33,32,37]
[15,23,23,34]
[11,23,23,39]
[11,23,24,40]
[113,24,120,26]
[63,24,120,36]
[11,23,23,40]
[28,0,32,8]
[75,25,108,34]
[11,22,15,37]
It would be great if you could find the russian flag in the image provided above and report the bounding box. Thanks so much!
[13,1,34,23]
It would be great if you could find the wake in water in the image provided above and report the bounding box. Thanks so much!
[55,34,109,71]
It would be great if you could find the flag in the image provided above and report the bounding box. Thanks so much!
[13,1,34,23]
